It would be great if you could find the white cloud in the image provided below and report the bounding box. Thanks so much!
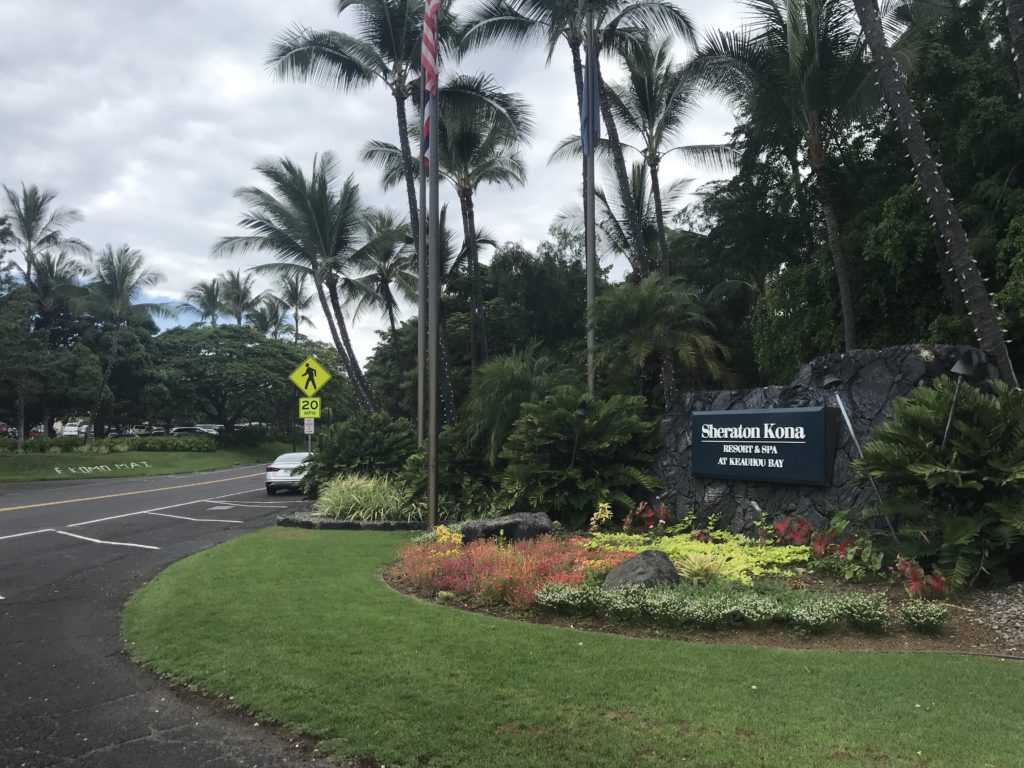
[0,0,744,365]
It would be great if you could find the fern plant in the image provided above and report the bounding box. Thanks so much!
[857,377,1024,587]
[499,388,661,528]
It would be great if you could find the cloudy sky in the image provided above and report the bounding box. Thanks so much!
[1,1,746,363]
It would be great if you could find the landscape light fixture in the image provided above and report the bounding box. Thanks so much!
[941,351,983,450]
[819,372,897,540]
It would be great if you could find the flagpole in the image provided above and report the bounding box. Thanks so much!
[417,77,427,447]
[584,1,597,397]
[424,0,441,529]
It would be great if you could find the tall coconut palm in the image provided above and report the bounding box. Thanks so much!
[461,0,695,277]
[555,161,687,274]
[181,278,224,327]
[246,296,295,339]
[219,269,265,325]
[851,0,1018,385]
[349,210,418,339]
[591,274,731,403]
[87,245,173,434]
[691,0,876,351]
[267,0,459,244]
[362,73,534,367]
[2,183,89,286]
[214,153,380,411]
[277,272,316,342]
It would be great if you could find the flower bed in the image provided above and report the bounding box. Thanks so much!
[392,530,634,609]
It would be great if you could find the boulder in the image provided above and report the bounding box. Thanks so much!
[602,550,680,590]
[460,512,553,543]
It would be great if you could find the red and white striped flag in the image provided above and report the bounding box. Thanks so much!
[421,0,440,166]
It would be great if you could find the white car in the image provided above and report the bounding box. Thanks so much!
[265,452,311,495]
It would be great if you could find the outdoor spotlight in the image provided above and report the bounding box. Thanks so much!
[942,351,983,450]
[821,373,842,389]
[574,403,588,420]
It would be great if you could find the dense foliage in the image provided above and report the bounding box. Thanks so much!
[302,411,416,492]
[858,378,1024,586]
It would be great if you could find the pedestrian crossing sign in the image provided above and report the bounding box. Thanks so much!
[289,356,331,396]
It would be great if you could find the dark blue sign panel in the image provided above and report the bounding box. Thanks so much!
[691,407,840,486]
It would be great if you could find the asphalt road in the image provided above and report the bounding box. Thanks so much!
[0,466,336,768]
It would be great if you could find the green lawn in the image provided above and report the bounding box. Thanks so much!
[123,530,1024,768]
[0,443,290,482]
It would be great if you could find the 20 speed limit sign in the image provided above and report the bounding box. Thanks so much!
[299,397,321,419]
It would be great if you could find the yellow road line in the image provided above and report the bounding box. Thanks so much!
[0,472,264,513]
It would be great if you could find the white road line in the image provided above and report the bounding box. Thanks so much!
[202,500,288,509]
[145,512,243,524]
[0,528,55,542]
[55,530,160,550]
[66,489,262,528]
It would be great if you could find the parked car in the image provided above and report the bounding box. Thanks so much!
[265,452,311,495]
[61,422,81,437]
[195,423,225,434]
[170,426,219,437]
[149,427,166,436]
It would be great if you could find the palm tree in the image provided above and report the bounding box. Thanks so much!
[213,153,381,411]
[556,161,686,275]
[691,0,874,352]
[181,278,224,326]
[2,183,89,286]
[461,0,695,277]
[87,245,173,435]
[851,0,1018,385]
[362,73,534,367]
[604,39,733,275]
[246,296,295,339]
[349,210,418,339]
[277,272,316,342]
[219,269,264,325]
[591,274,731,403]
[267,0,459,244]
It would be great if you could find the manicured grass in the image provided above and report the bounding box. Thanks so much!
[123,530,1024,768]
[0,443,291,482]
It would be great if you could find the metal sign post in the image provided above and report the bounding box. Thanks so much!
[303,417,314,452]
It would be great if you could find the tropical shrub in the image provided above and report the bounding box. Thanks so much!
[313,474,422,522]
[590,530,809,584]
[499,389,661,528]
[535,580,893,635]
[899,600,950,634]
[118,436,217,453]
[857,378,1024,586]
[392,535,634,609]
[304,412,416,493]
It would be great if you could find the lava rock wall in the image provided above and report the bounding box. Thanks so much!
[655,344,992,533]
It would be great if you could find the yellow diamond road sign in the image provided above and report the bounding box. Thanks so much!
[289,356,331,396]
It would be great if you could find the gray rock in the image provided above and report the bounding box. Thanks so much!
[460,512,553,543]
[656,344,989,533]
[602,550,680,590]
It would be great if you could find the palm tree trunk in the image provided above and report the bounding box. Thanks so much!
[293,309,300,343]
[459,189,488,367]
[16,393,25,453]
[1007,0,1024,102]
[853,0,1018,386]
[569,37,587,224]
[660,351,677,405]
[649,160,672,278]
[596,60,650,278]
[313,277,360,405]
[325,277,380,411]
[438,321,458,425]
[90,323,122,443]
[393,90,420,245]
[812,166,857,352]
